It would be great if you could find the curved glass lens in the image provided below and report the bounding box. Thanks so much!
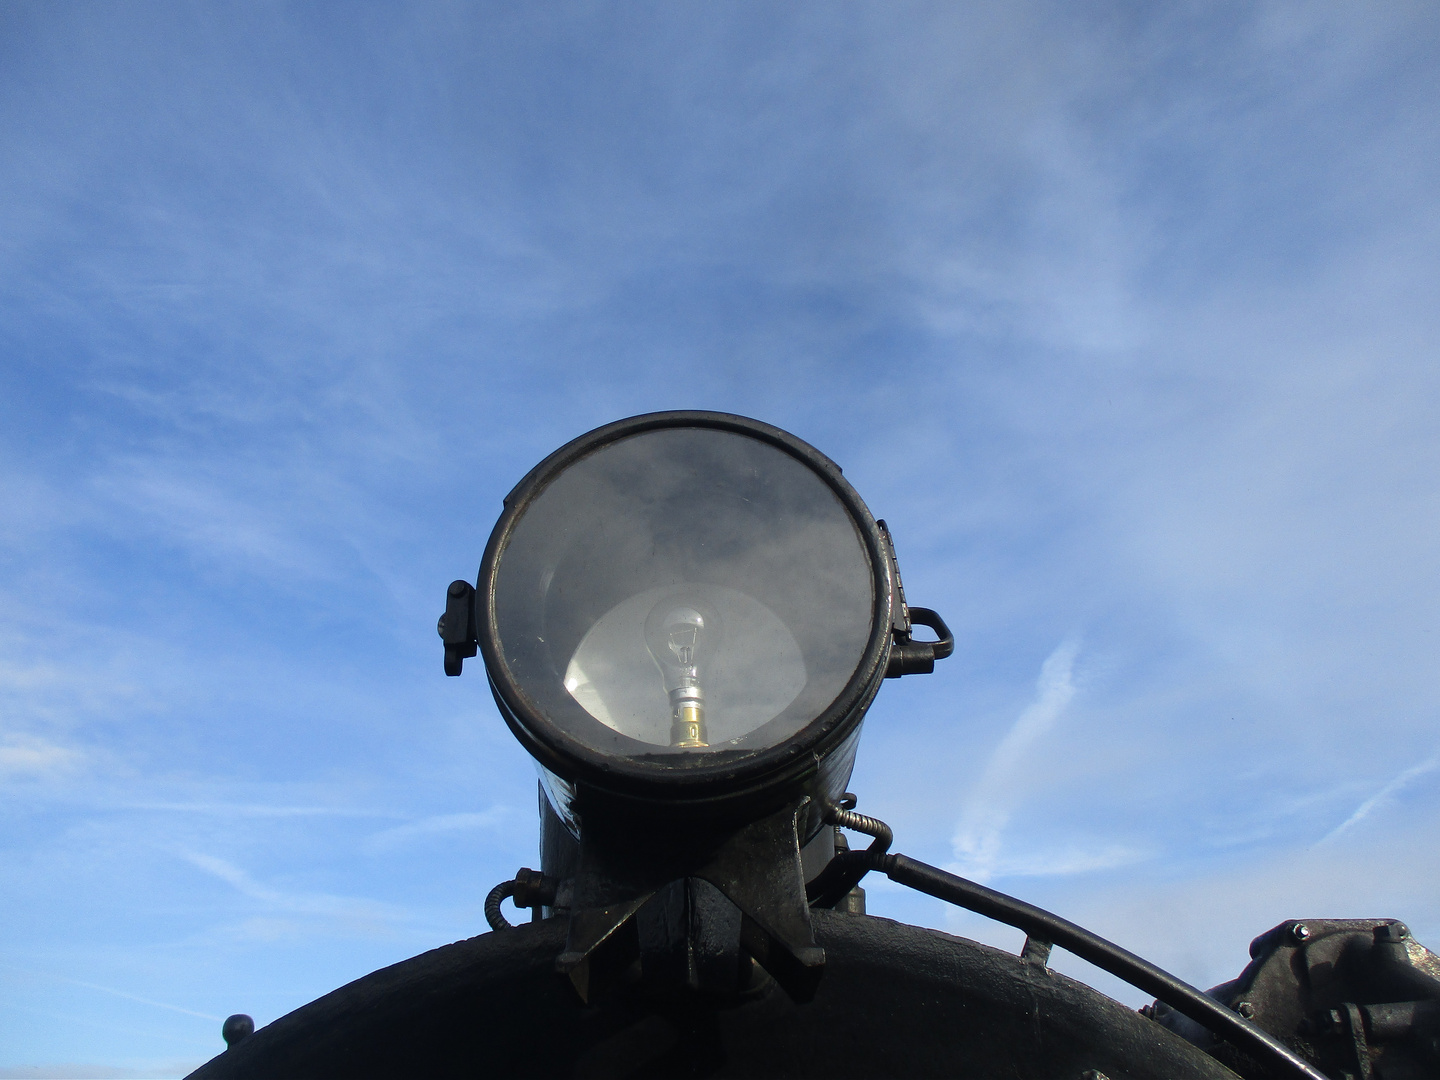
[492,427,873,760]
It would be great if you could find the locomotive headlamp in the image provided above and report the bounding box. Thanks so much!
[445,411,950,816]
[440,411,952,1001]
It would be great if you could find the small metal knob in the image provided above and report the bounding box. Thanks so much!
[222,1013,254,1048]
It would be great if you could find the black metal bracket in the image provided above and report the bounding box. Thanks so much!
[886,606,954,677]
[439,580,478,676]
[876,520,953,678]
[635,877,748,996]
[555,798,825,1005]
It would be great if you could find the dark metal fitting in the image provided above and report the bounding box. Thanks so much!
[875,520,952,680]
[1021,935,1053,967]
[825,804,893,855]
[1236,1001,1255,1019]
[222,1013,255,1048]
[440,579,478,676]
[1375,921,1410,942]
[511,867,559,909]
[808,802,896,911]
[485,868,561,931]
[1291,922,1312,943]
[885,606,954,678]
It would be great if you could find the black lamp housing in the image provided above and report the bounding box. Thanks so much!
[456,411,949,825]
[441,411,951,1001]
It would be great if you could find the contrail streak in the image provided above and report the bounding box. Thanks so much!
[1320,756,1438,843]
[951,640,1078,883]
[0,962,222,1021]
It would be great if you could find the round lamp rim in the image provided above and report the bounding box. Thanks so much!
[476,410,895,802]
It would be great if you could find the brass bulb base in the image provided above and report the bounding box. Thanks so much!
[671,702,707,748]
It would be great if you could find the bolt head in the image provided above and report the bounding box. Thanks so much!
[1291,922,1311,942]
[1236,1001,1255,1019]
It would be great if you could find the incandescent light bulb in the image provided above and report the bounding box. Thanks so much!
[644,596,721,748]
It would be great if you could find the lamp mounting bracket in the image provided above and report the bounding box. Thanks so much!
[555,797,825,1005]
[877,521,954,678]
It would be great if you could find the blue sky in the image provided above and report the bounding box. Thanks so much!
[2,1,1438,1074]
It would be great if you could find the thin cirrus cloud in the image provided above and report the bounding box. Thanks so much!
[181,852,406,927]
[0,963,222,1024]
[951,640,1083,883]
[945,640,1155,887]
[124,802,402,819]
[0,734,78,778]
[362,809,514,854]
[1318,758,1440,845]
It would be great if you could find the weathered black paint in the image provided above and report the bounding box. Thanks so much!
[188,910,1235,1080]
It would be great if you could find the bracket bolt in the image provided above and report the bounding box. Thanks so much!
[1291,923,1311,942]
[1237,1001,1256,1019]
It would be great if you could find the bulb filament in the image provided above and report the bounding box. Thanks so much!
[663,608,707,747]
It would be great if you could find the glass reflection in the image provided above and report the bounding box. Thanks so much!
[564,583,806,749]
[492,426,875,759]
[643,593,718,747]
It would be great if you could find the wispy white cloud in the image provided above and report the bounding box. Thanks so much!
[1319,757,1439,844]
[985,844,1151,880]
[0,658,67,694]
[126,802,400,819]
[180,851,403,924]
[950,640,1081,883]
[0,734,79,778]
[0,963,221,1023]
[363,809,512,854]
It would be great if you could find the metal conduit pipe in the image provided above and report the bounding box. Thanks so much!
[826,849,1328,1080]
